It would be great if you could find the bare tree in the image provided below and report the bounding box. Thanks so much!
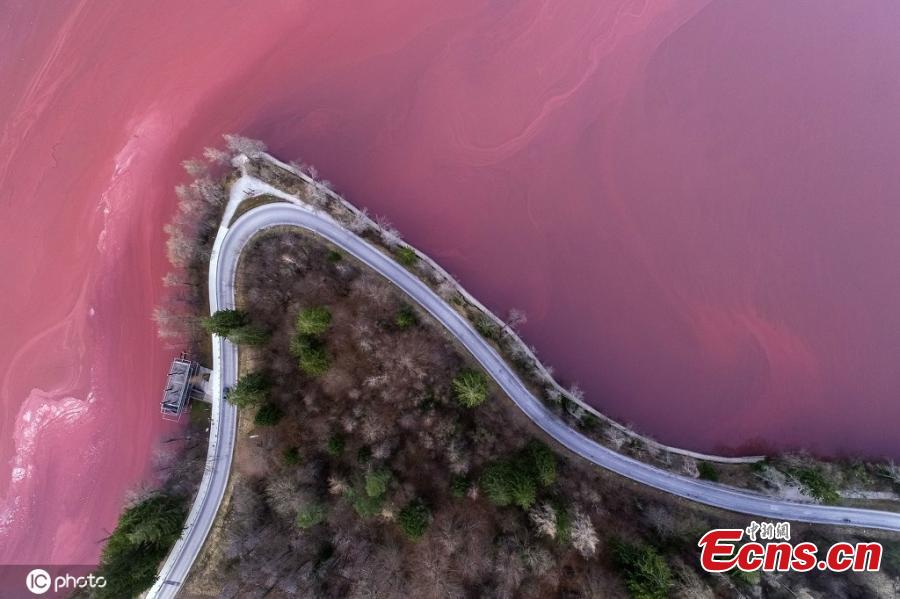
[644,504,678,540]
[182,158,208,177]
[265,475,302,519]
[203,146,231,165]
[328,475,348,496]
[503,308,527,332]
[521,545,554,578]
[681,456,700,478]
[436,275,461,303]
[446,437,470,475]
[570,509,599,557]
[347,208,371,233]
[492,536,526,599]
[529,503,558,539]
[164,224,193,268]
[190,177,226,206]
[671,558,715,599]
[375,215,403,247]
[877,461,900,484]
[223,133,267,157]
[153,306,193,341]
[567,383,585,403]
[162,272,192,288]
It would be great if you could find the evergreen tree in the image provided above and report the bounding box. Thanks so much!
[612,539,673,599]
[296,306,332,336]
[398,499,431,540]
[202,309,249,336]
[226,371,270,408]
[93,494,186,598]
[227,324,271,346]
[452,369,489,408]
[296,503,327,529]
[254,402,283,426]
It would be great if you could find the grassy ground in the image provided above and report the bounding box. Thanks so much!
[228,193,289,227]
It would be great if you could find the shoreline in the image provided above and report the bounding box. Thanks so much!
[232,150,899,509]
[252,151,761,464]
[149,141,900,598]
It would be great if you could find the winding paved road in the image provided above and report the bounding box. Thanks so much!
[149,176,900,597]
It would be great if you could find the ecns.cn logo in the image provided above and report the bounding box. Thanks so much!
[25,569,51,595]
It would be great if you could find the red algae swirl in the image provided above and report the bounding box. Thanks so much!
[2,0,900,565]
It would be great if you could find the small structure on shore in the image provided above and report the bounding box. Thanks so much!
[161,353,211,421]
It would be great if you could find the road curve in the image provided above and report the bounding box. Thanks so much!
[150,180,900,597]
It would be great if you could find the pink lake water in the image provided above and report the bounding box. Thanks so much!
[1,0,899,565]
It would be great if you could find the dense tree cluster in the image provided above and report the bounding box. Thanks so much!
[93,494,186,598]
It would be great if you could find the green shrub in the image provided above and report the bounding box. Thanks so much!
[298,344,330,376]
[327,250,343,262]
[479,440,557,510]
[580,414,601,431]
[480,462,515,506]
[452,369,489,408]
[314,542,335,571]
[479,460,536,509]
[291,334,331,376]
[365,469,391,498]
[474,315,500,340]
[883,541,900,577]
[524,440,557,487]
[697,462,719,482]
[395,304,417,329]
[751,458,770,473]
[296,306,332,336]
[394,246,418,267]
[611,539,673,599]
[92,494,186,598]
[226,371,270,408]
[417,388,436,412]
[554,501,572,544]
[507,467,537,509]
[190,401,211,427]
[202,309,249,336]
[346,486,384,518]
[227,324,271,346]
[450,476,470,498]
[326,434,345,456]
[794,467,839,504]
[398,499,431,540]
[296,503,327,529]
[283,446,301,466]
[254,403,283,426]
[729,569,761,588]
